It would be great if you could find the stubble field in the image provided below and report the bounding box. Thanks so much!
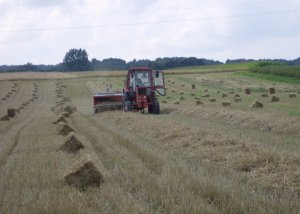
[0,69,299,213]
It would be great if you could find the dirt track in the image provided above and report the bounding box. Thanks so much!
[0,77,299,213]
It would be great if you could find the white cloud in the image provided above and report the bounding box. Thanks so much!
[0,0,300,64]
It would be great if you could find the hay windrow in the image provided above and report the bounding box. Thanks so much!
[61,111,71,118]
[7,108,16,118]
[222,93,228,98]
[252,100,263,109]
[222,101,231,107]
[261,93,268,97]
[234,97,242,102]
[269,87,276,94]
[270,96,280,102]
[64,105,77,114]
[64,105,72,113]
[245,88,251,95]
[64,158,104,190]
[196,100,204,105]
[57,122,74,136]
[62,97,70,102]
[60,132,84,153]
[52,116,67,124]
[0,115,10,121]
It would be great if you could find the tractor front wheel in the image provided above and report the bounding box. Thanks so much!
[124,100,132,111]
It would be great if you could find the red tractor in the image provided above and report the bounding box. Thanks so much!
[123,67,165,114]
[93,67,166,114]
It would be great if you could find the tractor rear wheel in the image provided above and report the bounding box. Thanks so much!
[153,99,160,114]
[148,105,153,114]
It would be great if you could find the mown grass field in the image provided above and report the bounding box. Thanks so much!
[0,64,299,213]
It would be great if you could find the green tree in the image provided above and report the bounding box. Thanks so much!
[63,48,90,71]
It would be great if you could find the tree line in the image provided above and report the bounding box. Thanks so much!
[0,48,300,72]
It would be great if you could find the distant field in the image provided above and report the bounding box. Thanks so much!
[166,62,253,74]
[250,62,300,78]
[0,70,127,81]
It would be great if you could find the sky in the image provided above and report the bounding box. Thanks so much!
[0,0,300,64]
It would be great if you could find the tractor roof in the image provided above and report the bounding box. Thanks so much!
[128,67,152,72]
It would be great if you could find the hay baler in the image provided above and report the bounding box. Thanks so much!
[93,67,165,114]
[93,92,123,113]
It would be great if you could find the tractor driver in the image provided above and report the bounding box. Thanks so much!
[135,73,143,86]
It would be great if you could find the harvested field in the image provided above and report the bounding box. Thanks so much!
[0,70,299,213]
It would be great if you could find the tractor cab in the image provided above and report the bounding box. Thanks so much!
[129,70,151,92]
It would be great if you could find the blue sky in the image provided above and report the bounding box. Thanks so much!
[0,0,300,64]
